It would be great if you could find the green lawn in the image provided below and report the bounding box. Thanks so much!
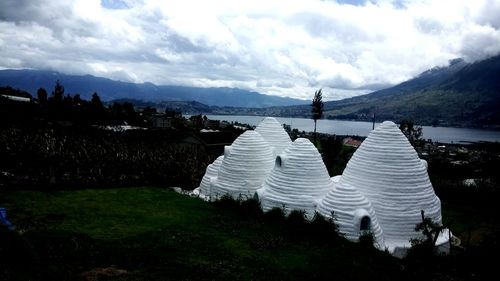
[0,187,496,280]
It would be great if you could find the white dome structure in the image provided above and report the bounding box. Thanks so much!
[255,117,292,155]
[210,131,275,199]
[317,180,385,246]
[192,155,224,200]
[335,121,446,251]
[257,138,334,219]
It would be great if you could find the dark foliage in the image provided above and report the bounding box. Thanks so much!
[0,126,212,190]
[318,134,357,176]
[263,207,286,224]
[358,231,376,249]
[399,119,423,147]
[311,88,324,145]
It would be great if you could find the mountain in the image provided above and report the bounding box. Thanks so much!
[273,55,500,128]
[0,69,307,108]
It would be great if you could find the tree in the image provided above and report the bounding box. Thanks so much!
[399,119,423,147]
[311,89,324,145]
[73,94,83,105]
[89,92,106,122]
[37,88,48,104]
[408,210,445,257]
[91,92,103,109]
[51,80,64,103]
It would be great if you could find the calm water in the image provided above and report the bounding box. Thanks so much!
[204,115,500,144]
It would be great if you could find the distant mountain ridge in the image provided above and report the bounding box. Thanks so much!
[2,54,500,128]
[0,69,307,108]
[264,55,500,128]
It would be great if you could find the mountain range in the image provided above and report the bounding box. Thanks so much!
[1,54,499,128]
[245,55,499,128]
[0,69,306,108]
[327,55,500,127]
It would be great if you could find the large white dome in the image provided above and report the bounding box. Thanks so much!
[210,130,275,200]
[258,138,334,219]
[339,121,443,250]
[255,117,291,156]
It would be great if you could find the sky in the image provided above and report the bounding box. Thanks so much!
[1,0,500,101]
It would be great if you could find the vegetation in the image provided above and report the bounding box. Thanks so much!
[1,80,499,280]
[1,187,400,281]
[399,119,423,147]
[1,187,498,280]
[311,88,324,145]
[0,81,247,190]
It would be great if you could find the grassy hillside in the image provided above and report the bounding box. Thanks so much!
[1,187,498,280]
[0,187,399,281]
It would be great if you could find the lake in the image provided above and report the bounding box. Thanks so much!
[203,115,500,144]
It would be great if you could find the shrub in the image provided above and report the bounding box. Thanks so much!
[263,207,286,224]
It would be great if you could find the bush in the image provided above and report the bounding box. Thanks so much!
[240,198,263,219]
[310,212,340,240]
[212,194,240,212]
[358,231,376,249]
[263,207,286,224]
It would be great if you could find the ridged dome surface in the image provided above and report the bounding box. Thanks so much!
[317,180,384,246]
[340,121,442,249]
[194,155,224,200]
[255,117,292,155]
[258,138,334,219]
[211,131,274,199]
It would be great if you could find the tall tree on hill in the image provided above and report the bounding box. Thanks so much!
[52,80,64,103]
[37,88,48,104]
[311,89,324,146]
[91,92,103,109]
[90,92,106,121]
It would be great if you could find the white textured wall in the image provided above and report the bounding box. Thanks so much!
[255,117,292,156]
[193,155,224,200]
[317,180,385,247]
[258,138,334,219]
[210,131,275,199]
[338,121,442,249]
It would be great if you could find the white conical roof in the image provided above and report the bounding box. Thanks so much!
[258,138,334,219]
[255,117,292,155]
[210,130,275,199]
[340,121,442,250]
[317,180,384,246]
[194,155,224,200]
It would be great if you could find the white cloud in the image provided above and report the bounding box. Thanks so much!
[1,0,499,101]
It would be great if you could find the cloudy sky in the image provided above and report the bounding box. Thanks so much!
[1,0,499,100]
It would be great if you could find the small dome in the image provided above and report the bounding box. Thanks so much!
[255,117,292,155]
[317,180,384,246]
[194,155,224,200]
[258,138,334,219]
[210,131,274,199]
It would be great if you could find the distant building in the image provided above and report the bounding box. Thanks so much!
[206,119,220,128]
[343,137,362,148]
[0,94,31,102]
[182,131,237,157]
[152,115,174,128]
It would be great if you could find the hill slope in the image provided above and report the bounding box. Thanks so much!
[329,56,500,127]
[279,55,500,128]
[0,69,307,108]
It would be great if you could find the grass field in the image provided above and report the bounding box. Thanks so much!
[0,187,497,280]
